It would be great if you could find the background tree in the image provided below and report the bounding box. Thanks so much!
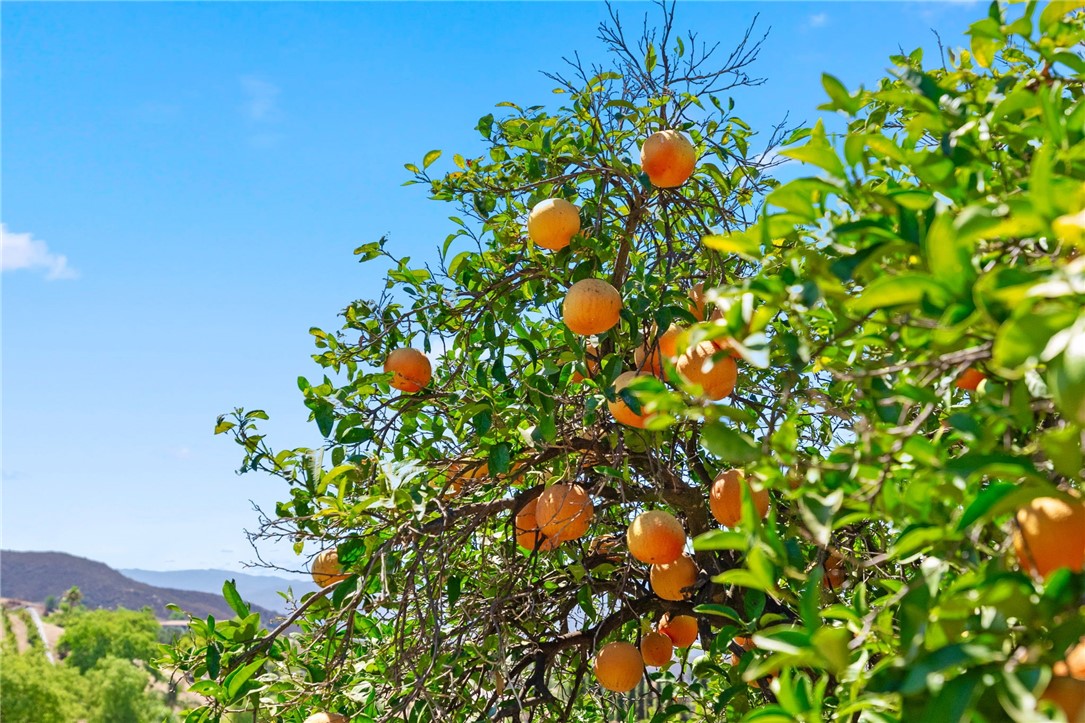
[164,2,1085,721]
[0,649,86,723]
[59,607,161,673]
[84,655,175,723]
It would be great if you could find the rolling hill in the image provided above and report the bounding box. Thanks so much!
[119,567,316,614]
[0,550,281,622]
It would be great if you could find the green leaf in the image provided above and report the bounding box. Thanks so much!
[693,603,743,623]
[206,643,221,679]
[223,658,265,701]
[447,576,462,607]
[700,422,759,463]
[820,73,858,114]
[488,443,511,475]
[849,273,952,314]
[312,401,335,438]
[214,419,235,435]
[778,120,846,179]
[423,149,442,169]
[1040,425,1083,478]
[222,580,249,619]
[1040,1,1083,33]
[798,490,843,547]
[956,482,1018,530]
[645,43,657,73]
[703,229,761,258]
[693,530,747,552]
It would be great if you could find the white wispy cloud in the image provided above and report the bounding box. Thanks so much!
[240,75,281,122]
[808,12,829,28]
[1,224,78,280]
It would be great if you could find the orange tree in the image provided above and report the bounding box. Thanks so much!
[162,3,1085,721]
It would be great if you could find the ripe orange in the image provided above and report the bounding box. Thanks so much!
[311,549,349,588]
[650,554,698,601]
[955,368,987,391]
[823,550,846,591]
[709,469,770,527]
[571,342,601,383]
[1040,676,1085,721]
[728,636,773,686]
[640,631,673,667]
[528,198,580,250]
[515,497,558,552]
[627,510,686,564]
[729,635,756,665]
[634,324,683,377]
[641,130,696,188]
[675,342,737,400]
[1014,495,1085,579]
[536,483,594,542]
[303,714,349,723]
[1054,637,1085,679]
[594,641,643,692]
[384,348,432,393]
[608,371,652,428]
[563,279,622,336]
[658,614,698,648]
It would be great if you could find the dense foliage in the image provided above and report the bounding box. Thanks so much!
[58,607,162,673]
[1,603,175,723]
[165,2,1085,721]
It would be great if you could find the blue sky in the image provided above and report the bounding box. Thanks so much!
[2,1,982,575]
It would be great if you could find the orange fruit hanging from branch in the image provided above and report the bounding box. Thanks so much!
[658,614,698,648]
[563,279,622,335]
[310,549,349,588]
[627,510,686,564]
[675,342,737,400]
[709,469,770,527]
[383,348,432,393]
[535,483,594,543]
[1014,495,1085,579]
[650,554,699,601]
[514,497,558,552]
[640,631,673,667]
[608,371,652,428]
[594,641,643,693]
[527,198,580,251]
[641,129,696,188]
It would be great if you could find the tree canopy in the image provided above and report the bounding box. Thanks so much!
[164,2,1085,721]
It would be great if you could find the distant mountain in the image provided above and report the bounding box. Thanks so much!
[119,568,317,614]
[0,550,281,622]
